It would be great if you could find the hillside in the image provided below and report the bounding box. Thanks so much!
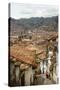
[9,16,58,36]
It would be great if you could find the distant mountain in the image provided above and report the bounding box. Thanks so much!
[9,16,58,36]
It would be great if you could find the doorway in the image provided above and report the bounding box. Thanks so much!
[21,71,25,86]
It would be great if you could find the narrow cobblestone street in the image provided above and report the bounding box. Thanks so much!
[34,74,56,85]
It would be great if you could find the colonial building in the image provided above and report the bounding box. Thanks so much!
[9,44,37,86]
[9,31,58,85]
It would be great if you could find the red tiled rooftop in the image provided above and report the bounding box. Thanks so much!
[10,44,37,67]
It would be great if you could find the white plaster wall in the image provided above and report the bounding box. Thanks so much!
[40,61,47,74]
[44,64,47,73]
[48,51,53,57]
[47,59,51,73]
[47,51,52,73]
[15,66,20,82]
[10,62,15,80]
[53,72,57,83]
[40,61,43,73]
[25,66,33,86]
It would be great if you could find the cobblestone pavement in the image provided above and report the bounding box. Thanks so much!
[34,74,56,85]
[43,78,55,85]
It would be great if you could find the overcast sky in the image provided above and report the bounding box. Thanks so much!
[10,3,58,19]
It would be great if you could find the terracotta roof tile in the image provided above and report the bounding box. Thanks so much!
[10,44,37,67]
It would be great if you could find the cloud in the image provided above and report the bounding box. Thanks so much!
[10,3,58,19]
